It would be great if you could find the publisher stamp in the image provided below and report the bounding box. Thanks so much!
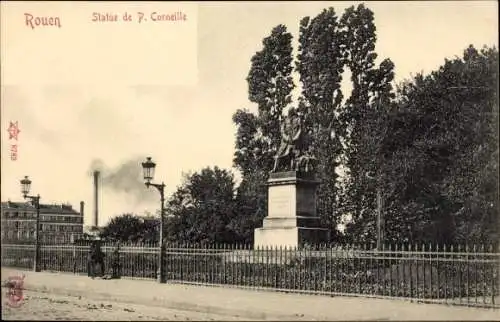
[4,274,25,308]
[7,121,20,161]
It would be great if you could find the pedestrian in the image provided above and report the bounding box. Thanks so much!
[111,243,121,279]
[87,240,96,278]
[93,239,105,278]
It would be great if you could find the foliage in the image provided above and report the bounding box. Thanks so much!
[232,24,296,243]
[345,45,499,244]
[234,24,295,175]
[229,170,268,244]
[295,7,348,238]
[100,214,159,243]
[165,167,239,244]
[339,4,396,243]
[389,46,497,244]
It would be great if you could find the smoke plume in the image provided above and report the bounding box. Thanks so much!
[88,157,157,205]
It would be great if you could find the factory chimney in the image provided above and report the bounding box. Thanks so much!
[80,201,84,217]
[93,171,100,228]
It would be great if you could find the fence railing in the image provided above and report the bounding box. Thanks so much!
[1,242,498,308]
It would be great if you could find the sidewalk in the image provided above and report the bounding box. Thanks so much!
[2,268,499,321]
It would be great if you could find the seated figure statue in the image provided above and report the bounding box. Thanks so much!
[272,109,303,173]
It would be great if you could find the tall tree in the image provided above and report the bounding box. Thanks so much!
[234,24,295,175]
[340,4,395,243]
[246,24,295,156]
[295,7,347,239]
[232,25,295,242]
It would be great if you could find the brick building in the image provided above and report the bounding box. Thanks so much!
[1,200,85,244]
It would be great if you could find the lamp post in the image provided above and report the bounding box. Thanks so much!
[20,176,41,272]
[141,157,166,283]
[366,95,388,251]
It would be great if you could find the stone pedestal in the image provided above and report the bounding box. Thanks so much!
[254,171,330,249]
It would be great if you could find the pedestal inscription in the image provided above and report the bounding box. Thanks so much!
[268,185,295,218]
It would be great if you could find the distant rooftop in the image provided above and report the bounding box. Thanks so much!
[1,200,80,215]
[1,201,34,209]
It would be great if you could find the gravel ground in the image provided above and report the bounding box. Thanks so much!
[1,288,252,321]
[2,269,498,321]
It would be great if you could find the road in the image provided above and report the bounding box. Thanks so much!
[2,268,499,321]
[1,288,251,321]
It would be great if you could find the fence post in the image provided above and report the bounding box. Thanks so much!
[422,243,426,299]
[473,244,478,304]
[382,242,387,296]
[235,243,240,285]
[480,244,485,305]
[357,243,362,294]
[458,244,462,304]
[400,243,405,298]
[72,242,77,274]
[466,244,470,304]
[388,243,393,297]
[253,244,257,288]
[224,243,228,285]
[450,244,455,300]
[444,244,448,302]
[408,244,413,300]
[491,244,496,305]
[261,245,269,287]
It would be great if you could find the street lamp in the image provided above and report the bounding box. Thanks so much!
[141,157,166,283]
[20,176,41,272]
[366,95,387,251]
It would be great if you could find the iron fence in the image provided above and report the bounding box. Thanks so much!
[1,241,498,308]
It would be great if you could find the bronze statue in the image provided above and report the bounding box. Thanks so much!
[271,109,306,173]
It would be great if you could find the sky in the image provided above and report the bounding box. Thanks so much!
[1,1,498,227]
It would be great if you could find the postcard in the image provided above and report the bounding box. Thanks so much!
[1,1,498,320]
